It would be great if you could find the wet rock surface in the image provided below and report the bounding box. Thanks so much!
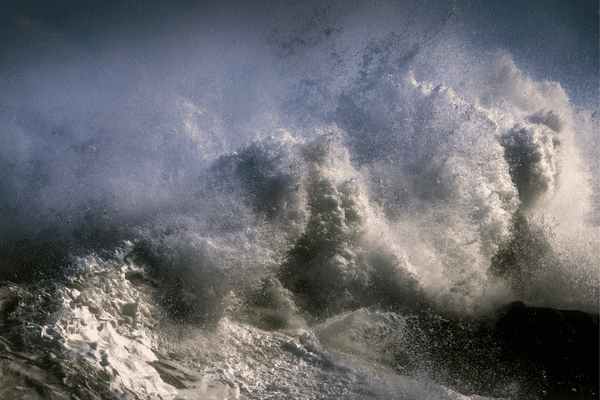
[493,301,599,399]
[398,301,599,400]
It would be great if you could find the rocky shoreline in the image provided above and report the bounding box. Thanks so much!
[1,280,597,400]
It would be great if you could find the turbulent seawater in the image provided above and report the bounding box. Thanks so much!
[0,1,598,399]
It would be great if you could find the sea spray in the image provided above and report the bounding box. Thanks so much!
[0,1,597,399]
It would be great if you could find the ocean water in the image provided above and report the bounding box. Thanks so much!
[0,1,598,399]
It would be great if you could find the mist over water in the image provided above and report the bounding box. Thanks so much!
[0,1,598,399]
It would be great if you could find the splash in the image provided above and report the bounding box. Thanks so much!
[0,1,598,399]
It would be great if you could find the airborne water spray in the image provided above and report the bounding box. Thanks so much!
[0,1,597,399]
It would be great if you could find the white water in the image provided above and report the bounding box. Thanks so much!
[0,1,598,399]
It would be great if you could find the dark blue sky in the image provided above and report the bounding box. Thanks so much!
[455,0,598,107]
[1,0,598,106]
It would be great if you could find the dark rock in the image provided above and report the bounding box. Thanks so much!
[393,302,599,400]
[492,301,599,399]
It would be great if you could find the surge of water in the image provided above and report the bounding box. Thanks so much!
[0,1,597,399]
